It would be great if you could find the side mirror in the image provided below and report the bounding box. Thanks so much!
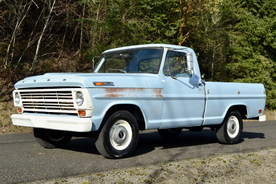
[185,51,193,73]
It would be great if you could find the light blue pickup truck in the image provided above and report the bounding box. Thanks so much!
[11,44,266,158]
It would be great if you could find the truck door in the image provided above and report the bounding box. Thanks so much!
[160,50,205,128]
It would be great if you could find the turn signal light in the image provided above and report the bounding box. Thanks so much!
[94,82,104,86]
[93,82,114,86]
[78,110,86,117]
[18,108,23,113]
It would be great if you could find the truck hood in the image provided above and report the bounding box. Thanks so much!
[14,73,162,89]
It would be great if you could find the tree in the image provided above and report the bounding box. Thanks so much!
[1,0,276,110]
[221,0,276,109]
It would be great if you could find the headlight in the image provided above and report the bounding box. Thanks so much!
[75,92,84,106]
[15,92,21,105]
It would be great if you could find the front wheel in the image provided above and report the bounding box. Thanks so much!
[33,128,72,148]
[95,110,139,158]
[216,110,243,144]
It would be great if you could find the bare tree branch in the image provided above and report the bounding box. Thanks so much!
[31,0,39,9]
[15,4,44,70]
[30,0,56,72]
[3,1,32,69]
[58,0,69,59]
[79,4,85,58]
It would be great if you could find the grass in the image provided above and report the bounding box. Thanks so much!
[0,100,32,134]
[263,109,276,120]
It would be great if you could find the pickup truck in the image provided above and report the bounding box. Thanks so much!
[11,44,266,158]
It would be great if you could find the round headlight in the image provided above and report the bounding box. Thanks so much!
[76,92,84,106]
[15,92,20,105]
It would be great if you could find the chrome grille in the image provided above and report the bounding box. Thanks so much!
[20,90,77,114]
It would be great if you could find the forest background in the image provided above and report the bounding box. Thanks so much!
[0,0,276,113]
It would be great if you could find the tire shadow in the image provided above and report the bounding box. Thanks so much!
[62,129,265,157]
[64,137,100,155]
[242,131,265,139]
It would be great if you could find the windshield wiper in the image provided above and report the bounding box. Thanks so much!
[108,69,127,73]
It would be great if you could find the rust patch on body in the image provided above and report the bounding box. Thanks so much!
[128,88,145,92]
[104,88,126,93]
[103,88,163,98]
[104,88,145,93]
[104,88,145,98]
[104,94,124,98]
[152,89,163,97]
[152,94,163,97]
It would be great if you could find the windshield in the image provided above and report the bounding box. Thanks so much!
[95,48,163,74]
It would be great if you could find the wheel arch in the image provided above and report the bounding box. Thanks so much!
[227,105,247,119]
[216,106,244,144]
[99,104,146,131]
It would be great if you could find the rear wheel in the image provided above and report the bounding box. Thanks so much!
[33,128,72,148]
[95,110,139,158]
[158,128,182,139]
[216,110,243,144]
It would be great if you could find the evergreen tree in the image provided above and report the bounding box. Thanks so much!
[221,0,276,109]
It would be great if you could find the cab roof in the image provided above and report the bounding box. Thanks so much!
[102,44,189,54]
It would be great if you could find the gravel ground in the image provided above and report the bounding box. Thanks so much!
[27,147,276,184]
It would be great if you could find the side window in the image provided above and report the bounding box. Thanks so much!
[163,51,189,77]
[139,58,159,74]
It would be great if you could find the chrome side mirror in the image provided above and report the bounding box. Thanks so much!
[185,51,193,73]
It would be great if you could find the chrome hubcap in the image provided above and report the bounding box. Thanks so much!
[112,126,127,145]
[110,120,132,150]
[227,116,240,138]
